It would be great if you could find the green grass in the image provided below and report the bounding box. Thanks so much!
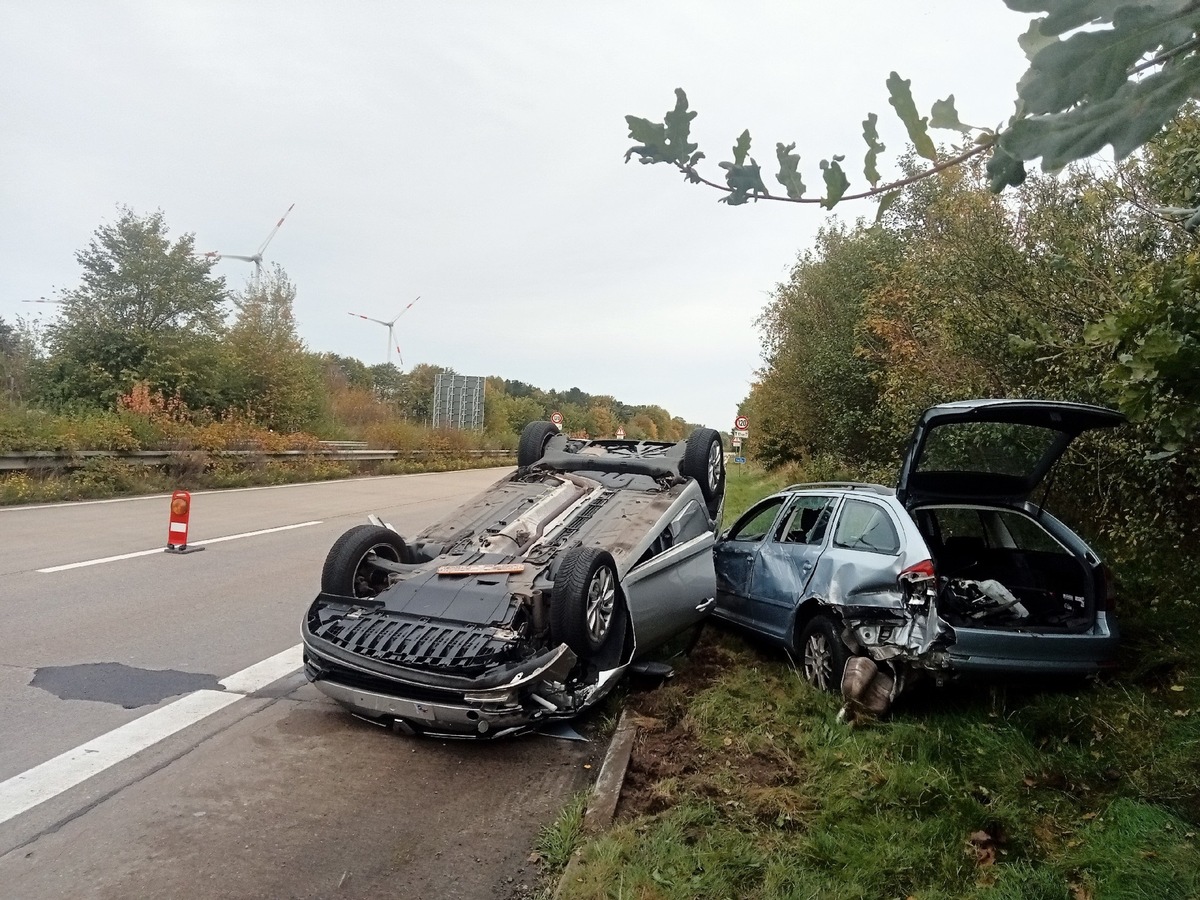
[722,464,790,523]
[0,454,515,505]
[535,791,589,871]
[561,633,1200,899]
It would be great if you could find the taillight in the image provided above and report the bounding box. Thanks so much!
[900,559,936,580]
[900,558,937,606]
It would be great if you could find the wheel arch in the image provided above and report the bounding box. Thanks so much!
[789,596,840,652]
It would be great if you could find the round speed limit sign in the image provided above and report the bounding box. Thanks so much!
[734,415,749,431]
[550,411,564,426]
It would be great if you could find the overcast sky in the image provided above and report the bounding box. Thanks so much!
[1,2,1034,431]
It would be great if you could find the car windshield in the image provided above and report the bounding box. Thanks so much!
[915,422,1060,478]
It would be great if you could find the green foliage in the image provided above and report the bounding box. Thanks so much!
[861,114,885,187]
[775,142,807,198]
[749,221,900,469]
[625,2,1200,208]
[719,130,769,205]
[42,207,229,410]
[623,88,701,168]
[886,71,939,163]
[534,792,588,871]
[224,266,324,432]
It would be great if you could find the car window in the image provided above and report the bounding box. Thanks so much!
[930,507,985,543]
[776,495,836,545]
[997,510,1069,554]
[916,422,1059,478]
[727,497,785,542]
[670,500,710,544]
[923,507,1067,555]
[833,499,900,555]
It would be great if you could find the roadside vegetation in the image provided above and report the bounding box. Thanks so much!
[549,111,1200,899]
[0,210,694,505]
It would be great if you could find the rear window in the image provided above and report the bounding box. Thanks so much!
[916,422,1060,477]
[833,499,900,555]
[924,507,1067,554]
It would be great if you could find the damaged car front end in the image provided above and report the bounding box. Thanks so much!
[303,421,726,739]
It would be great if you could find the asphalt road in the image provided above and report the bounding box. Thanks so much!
[0,470,600,898]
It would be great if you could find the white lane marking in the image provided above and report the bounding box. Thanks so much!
[36,521,323,573]
[0,643,305,827]
[219,644,303,694]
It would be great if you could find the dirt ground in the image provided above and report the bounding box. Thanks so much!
[614,630,780,821]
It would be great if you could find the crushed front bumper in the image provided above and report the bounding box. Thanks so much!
[302,632,582,739]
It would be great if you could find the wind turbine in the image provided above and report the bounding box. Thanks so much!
[348,296,421,366]
[202,203,295,276]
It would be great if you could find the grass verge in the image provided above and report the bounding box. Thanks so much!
[0,453,514,505]
[559,629,1200,900]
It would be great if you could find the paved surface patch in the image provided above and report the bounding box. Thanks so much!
[30,662,223,709]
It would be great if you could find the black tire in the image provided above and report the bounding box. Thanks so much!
[518,420,560,467]
[321,524,407,599]
[681,427,725,505]
[795,614,850,693]
[550,546,620,657]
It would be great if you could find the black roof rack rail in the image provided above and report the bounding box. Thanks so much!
[781,481,893,496]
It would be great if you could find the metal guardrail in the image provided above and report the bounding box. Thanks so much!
[0,448,515,471]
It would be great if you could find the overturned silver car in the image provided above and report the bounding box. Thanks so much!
[713,400,1126,718]
[302,421,725,739]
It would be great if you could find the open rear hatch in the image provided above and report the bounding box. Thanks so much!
[896,399,1126,507]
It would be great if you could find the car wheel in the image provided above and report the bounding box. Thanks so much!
[518,420,560,467]
[551,546,621,657]
[321,524,407,599]
[796,614,849,693]
[681,427,725,505]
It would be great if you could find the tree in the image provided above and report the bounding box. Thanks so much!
[399,363,453,424]
[0,316,38,403]
[225,266,323,432]
[754,222,899,467]
[43,207,228,408]
[625,1,1200,210]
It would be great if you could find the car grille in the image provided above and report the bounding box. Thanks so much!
[309,609,521,675]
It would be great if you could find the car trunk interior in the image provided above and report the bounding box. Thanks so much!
[912,505,1095,633]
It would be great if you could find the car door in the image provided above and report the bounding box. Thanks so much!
[712,495,788,623]
[622,498,718,652]
[742,494,838,641]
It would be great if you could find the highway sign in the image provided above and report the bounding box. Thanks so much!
[734,415,749,431]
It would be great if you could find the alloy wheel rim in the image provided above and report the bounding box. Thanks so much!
[803,632,832,689]
[585,567,616,642]
[706,441,722,491]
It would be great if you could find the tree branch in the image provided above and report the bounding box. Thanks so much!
[1130,34,1200,75]
[677,142,992,205]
